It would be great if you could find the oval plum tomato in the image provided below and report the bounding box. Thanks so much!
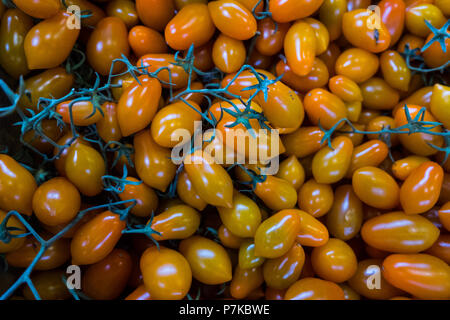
[212,33,246,73]
[439,202,450,231]
[430,84,450,129]
[118,177,158,218]
[379,0,406,46]
[176,169,207,211]
[96,102,122,144]
[380,50,411,92]
[179,236,232,285]
[218,191,261,238]
[360,77,400,110]
[311,238,358,283]
[230,266,264,299]
[263,242,305,290]
[136,0,174,31]
[65,143,106,197]
[218,224,244,249]
[208,0,257,40]
[140,246,192,300]
[254,209,301,259]
[284,21,316,76]
[0,9,33,79]
[117,75,162,137]
[0,154,37,216]
[281,126,325,158]
[18,67,74,113]
[56,100,103,126]
[304,88,347,130]
[391,155,429,180]
[53,132,91,177]
[361,211,440,253]
[352,166,400,210]
[165,3,215,51]
[382,253,450,299]
[342,9,391,53]
[22,270,71,300]
[276,155,305,190]
[298,179,333,218]
[151,100,202,148]
[347,140,389,177]
[128,25,168,57]
[304,18,330,55]
[0,210,26,253]
[327,185,364,241]
[7,233,70,270]
[239,239,265,269]
[12,0,60,19]
[269,0,324,23]
[106,0,139,29]
[87,17,129,76]
[82,249,132,300]
[71,211,125,265]
[24,11,80,70]
[405,3,446,37]
[255,18,289,56]
[400,161,444,214]
[348,259,404,299]
[134,130,177,192]
[335,48,379,83]
[254,176,298,211]
[319,0,347,41]
[149,205,201,241]
[312,136,353,184]
[32,177,80,226]
[125,285,152,300]
[276,58,329,93]
[394,104,444,156]
[328,75,363,102]
[285,278,345,300]
[184,150,233,208]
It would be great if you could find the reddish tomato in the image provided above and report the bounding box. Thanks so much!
[269,0,324,23]
[24,11,80,70]
[0,9,33,79]
[285,277,345,300]
[165,3,215,51]
[212,34,246,73]
[180,236,232,285]
[106,0,139,29]
[149,205,200,241]
[136,0,174,31]
[284,21,316,76]
[335,48,379,83]
[379,0,406,46]
[140,246,192,300]
[352,167,400,210]
[119,177,159,218]
[255,18,290,56]
[0,154,37,216]
[230,266,264,299]
[304,88,347,130]
[382,253,450,299]
[400,162,444,214]
[254,209,301,258]
[71,211,125,265]
[128,26,167,57]
[208,0,257,40]
[82,249,132,300]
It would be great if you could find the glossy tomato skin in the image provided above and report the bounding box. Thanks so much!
[53,133,91,177]
[400,162,444,214]
[276,155,305,190]
[64,0,105,27]
[71,211,126,265]
[269,0,324,23]
[312,136,353,184]
[87,17,129,75]
[128,25,167,57]
[426,234,450,264]
[119,177,158,218]
[284,21,316,76]
[165,3,215,51]
[0,154,37,216]
[218,224,244,249]
[136,0,174,31]
[328,75,363,102]
[218,191,261,238]
[179,236,232,285]
[348,259,404,299]
[0,9,33,79]
[430,84,450,129]
[422,32,450,69]
[379,0,406,46]
[382,253,450,299]
[208,0,257,40]
[96,102,122,144]
[327,185,364,241]
[255,18,289,56]
[380,51,411,93]
[438,202,450,231]
[405,3,446,37]
[0,210,26,253]
[298,179,333,218]
[212,33,246,73]
[285,277,345,300]
[335,48,379,83]
[254,176,298,211]
[360,77,400,110]
[282,127,325,158]
[176,169,207,211]
[319,0,347,41]
[24,11,80,70]
[254,209,301,259]
[56,100,103,126]
[304,88,347,130]
[352,167,400,210]
[125,284,152,300]
[150,205,200,241]
[65,143,105,197]
[347,140,389,177]
[230,266,264,299]
[361,211,440,253]
[140,246,192,300]
[106,0,139,28]
[239,239,265,269]
[82,249,132,300]
[276,58,329,93]
[32,177,81,226]
[184,151,233,208]
[134,130,177,192]
[392,156,429,180]
[311,238,358,283]
[12,0,60,19]
[263,243,305,290]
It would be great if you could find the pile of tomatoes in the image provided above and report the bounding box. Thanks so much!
[0,0,450,301]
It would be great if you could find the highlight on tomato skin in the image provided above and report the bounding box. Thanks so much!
[0,0,449,303]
